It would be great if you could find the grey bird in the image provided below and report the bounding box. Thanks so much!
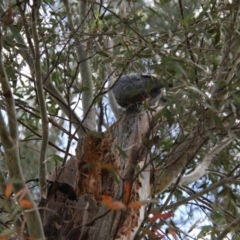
[112,73,170,108]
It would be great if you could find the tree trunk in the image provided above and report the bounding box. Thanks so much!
[42,107,157,239]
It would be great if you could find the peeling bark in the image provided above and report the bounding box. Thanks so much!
[42,107,157,240]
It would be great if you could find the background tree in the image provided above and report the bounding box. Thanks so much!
[1,0,240,239]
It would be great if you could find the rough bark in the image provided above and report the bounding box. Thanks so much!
[41,107,157,240]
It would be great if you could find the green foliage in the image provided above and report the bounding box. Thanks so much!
[1,0,240,239]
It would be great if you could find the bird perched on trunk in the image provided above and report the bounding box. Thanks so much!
[112,73,170,108]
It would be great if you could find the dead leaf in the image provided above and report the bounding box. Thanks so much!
[102,195,126,210]
[101,195,112,203]
[5,183,12,199]
[20,199,33,208]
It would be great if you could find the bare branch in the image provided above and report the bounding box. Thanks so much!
[0,24,45,239]
[31,0,48,195]
[180,136,234,186]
